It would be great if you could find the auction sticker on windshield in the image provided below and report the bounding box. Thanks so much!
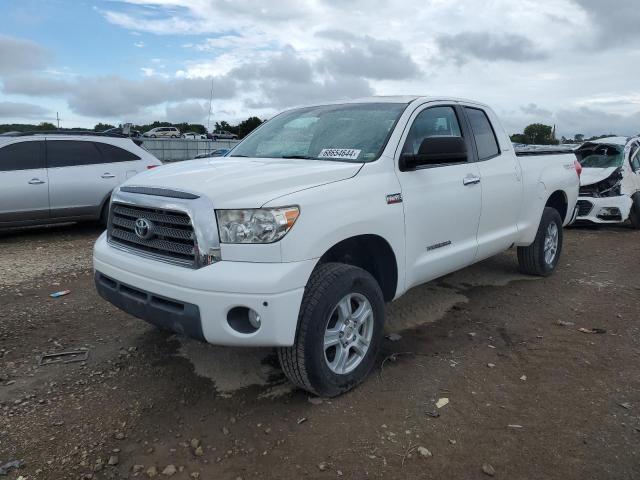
[318,148,361,160]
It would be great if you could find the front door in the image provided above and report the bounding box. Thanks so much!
[396,104,482,289]
[0,139,49,224]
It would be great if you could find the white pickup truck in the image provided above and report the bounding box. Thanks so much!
[94,96,580,396]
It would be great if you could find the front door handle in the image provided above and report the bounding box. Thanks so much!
[101,173,116,179]
[28,178,45,185]
[463,175,481,186]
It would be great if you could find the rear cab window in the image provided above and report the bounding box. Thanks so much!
[465,108,500,160]
[0,140,45,171]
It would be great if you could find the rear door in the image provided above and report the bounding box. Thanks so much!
[463,106,522,260]
[94,141,143,180]
[0,139,49,223]
[46,139,119,218]
[396,103,482,288]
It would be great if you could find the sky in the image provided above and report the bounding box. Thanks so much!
[0,0,639,138]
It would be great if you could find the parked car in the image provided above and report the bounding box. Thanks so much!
[181,132,207,140]
[143,127,181,138]
[209,130,238,141]
[194,149,230,159]
[94,96,580,397]
[103,127,142,138]
[0,132,161,229]
[573,136,640,228]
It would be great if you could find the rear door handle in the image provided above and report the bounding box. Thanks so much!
[28,178,45,185]
[101,173,116,179]
[463,175,481,186]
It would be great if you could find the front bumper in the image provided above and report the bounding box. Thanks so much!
[93,232,317,347]
[574,195,633,224]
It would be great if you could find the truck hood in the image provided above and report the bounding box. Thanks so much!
[123,157,362,207]
[580,167,619,187]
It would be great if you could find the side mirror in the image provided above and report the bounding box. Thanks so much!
[400,136,468,170]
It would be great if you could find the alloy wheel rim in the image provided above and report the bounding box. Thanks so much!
[544,222,559,265]
[323,293,374,375]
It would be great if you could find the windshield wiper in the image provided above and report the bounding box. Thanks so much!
[281,155,317,160]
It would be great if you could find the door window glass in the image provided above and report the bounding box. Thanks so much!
[0,141,44,171]
[465,108,500,160]
[94,142,140,162]
[402,106,462,155]
[47,140,103,168]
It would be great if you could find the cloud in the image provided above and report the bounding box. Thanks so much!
[554,107,640,137]
[0,35,49,74]
[320,36,421,80]
[521,103,552,117]
[572,0,640,47]
[0,101,49,119]
[2,75,73,96]
[437,32,547,64]
[165,100,209,122]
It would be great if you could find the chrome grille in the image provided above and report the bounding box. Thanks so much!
[108,203,196,266]
[576,200,593,217]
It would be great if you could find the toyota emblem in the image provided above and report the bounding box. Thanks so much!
[134,218,154,240]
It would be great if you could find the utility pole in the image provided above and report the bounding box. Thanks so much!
[56,112,60,129]
[207,77,214,133]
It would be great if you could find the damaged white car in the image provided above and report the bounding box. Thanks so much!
[574,136,640,228]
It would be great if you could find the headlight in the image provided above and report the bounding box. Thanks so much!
[216,207,300,244]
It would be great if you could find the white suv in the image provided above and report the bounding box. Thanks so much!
[144,127,181,138]
[0,133,161,229]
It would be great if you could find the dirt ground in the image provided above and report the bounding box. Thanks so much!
[1,224,639,480]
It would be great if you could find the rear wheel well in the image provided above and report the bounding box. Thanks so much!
[545,190,568,223]
[318,235,398,302]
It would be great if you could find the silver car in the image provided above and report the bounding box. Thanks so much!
[0,133,162,229]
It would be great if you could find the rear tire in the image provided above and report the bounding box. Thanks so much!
[629,194,640,229]
[277,263,385,397]
[517,207,563,277]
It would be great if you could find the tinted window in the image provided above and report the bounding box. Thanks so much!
[95,142,140,162]
[47,140,103,168]
[402,106,462,155]
[0,141,44,171]
[465,108,500,160]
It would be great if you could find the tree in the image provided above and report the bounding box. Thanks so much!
[237,117,264,138]
[523,123,557,145]
[510,133,528,144]
[574,134,585,143]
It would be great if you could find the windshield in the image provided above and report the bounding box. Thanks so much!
[230,103,407,162]
[577,144,624,168]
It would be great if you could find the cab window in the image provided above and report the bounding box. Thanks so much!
[465,107,500,160]
[402,106,462,155]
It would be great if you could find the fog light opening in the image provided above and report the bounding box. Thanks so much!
[227,307,261,334]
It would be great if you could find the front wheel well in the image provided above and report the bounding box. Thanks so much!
[317,235,398,302]
[545,190,568,223]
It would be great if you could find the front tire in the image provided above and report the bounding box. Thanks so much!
[517,207,563,276]
[278,263,385,397]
